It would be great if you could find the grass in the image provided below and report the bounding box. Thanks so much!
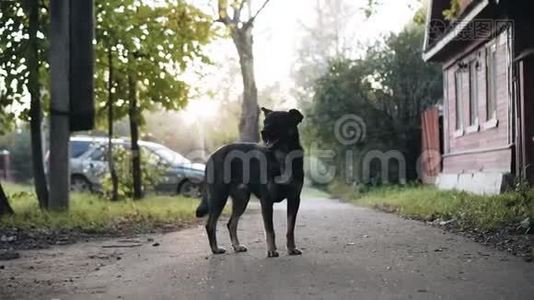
[1,182,200,234]
[329,181,534,232]
[5,181,532,235]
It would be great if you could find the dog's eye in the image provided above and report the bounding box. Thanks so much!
[263,124,275,131]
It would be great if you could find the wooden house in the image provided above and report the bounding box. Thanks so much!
[423,0,534,194]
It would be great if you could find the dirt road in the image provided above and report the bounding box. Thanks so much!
[1,197,534,299]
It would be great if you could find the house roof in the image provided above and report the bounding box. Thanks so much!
[423,0,492,62]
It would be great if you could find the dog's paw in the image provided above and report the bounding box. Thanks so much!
[233,244,248,253]
[267,250,279,258]
[287,248,303,256]
[211,247,226,255]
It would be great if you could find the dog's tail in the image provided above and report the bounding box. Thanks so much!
[196,186,209,218]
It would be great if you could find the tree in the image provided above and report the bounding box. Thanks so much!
[367,24,442,179]
[309,58,395,156]
[105,48,120,201]
[94,0,213,199]
[0,179,14,216]
[291,0,367,105]
[0,0,49,209]
[217,0,272,142]
[309,22,442,183]
[0,92,15,216]
[94,1,131,201]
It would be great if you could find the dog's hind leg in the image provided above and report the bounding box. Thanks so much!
[205,186,229,255]
[227,185,250,253]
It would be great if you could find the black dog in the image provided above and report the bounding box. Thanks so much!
[196,108,304,257]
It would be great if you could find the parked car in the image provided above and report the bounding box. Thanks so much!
[66,136,204,197]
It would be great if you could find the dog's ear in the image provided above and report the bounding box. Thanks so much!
[261,107,273,115]
[289,109,303,124]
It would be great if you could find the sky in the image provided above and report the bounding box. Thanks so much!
[254,0,419,87]
[181,0,421,123]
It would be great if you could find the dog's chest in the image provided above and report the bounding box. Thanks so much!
[271,149,304,182]
[267,182,293,202]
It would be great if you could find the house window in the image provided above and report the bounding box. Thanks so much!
[454,70,463,131]
[486,44,497,120]
[468,60,479,126]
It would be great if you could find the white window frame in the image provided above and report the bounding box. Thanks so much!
[453,69,464,137]
[484,42,498,129]
[466,59,480,134]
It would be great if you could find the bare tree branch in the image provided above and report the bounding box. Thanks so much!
[244,0,271,27]
[233,0,246,22]
[217,0,232,25]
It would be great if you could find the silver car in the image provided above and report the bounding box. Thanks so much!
[69,136,205,197]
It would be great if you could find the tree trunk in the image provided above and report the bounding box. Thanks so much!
[232,26,260,143]
[0,180,14,216]
[128,74,143,200]
[107,48,119,201]
[28,0,49,209]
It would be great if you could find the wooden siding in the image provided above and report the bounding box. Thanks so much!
[442,30,513,173]
[443,148,511,173]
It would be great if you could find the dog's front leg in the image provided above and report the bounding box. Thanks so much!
[286,196,302,255]
[260,200,278,257]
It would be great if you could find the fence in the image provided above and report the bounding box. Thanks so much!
[420,107,442,184]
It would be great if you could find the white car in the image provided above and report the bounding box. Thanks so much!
[67,136,205,197]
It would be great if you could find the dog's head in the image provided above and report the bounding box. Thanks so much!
[260,107,303,149]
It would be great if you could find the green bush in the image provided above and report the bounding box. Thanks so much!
[101,146,167,200]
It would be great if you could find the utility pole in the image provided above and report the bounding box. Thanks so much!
[49,0,71,210]
[49,0,94,210]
